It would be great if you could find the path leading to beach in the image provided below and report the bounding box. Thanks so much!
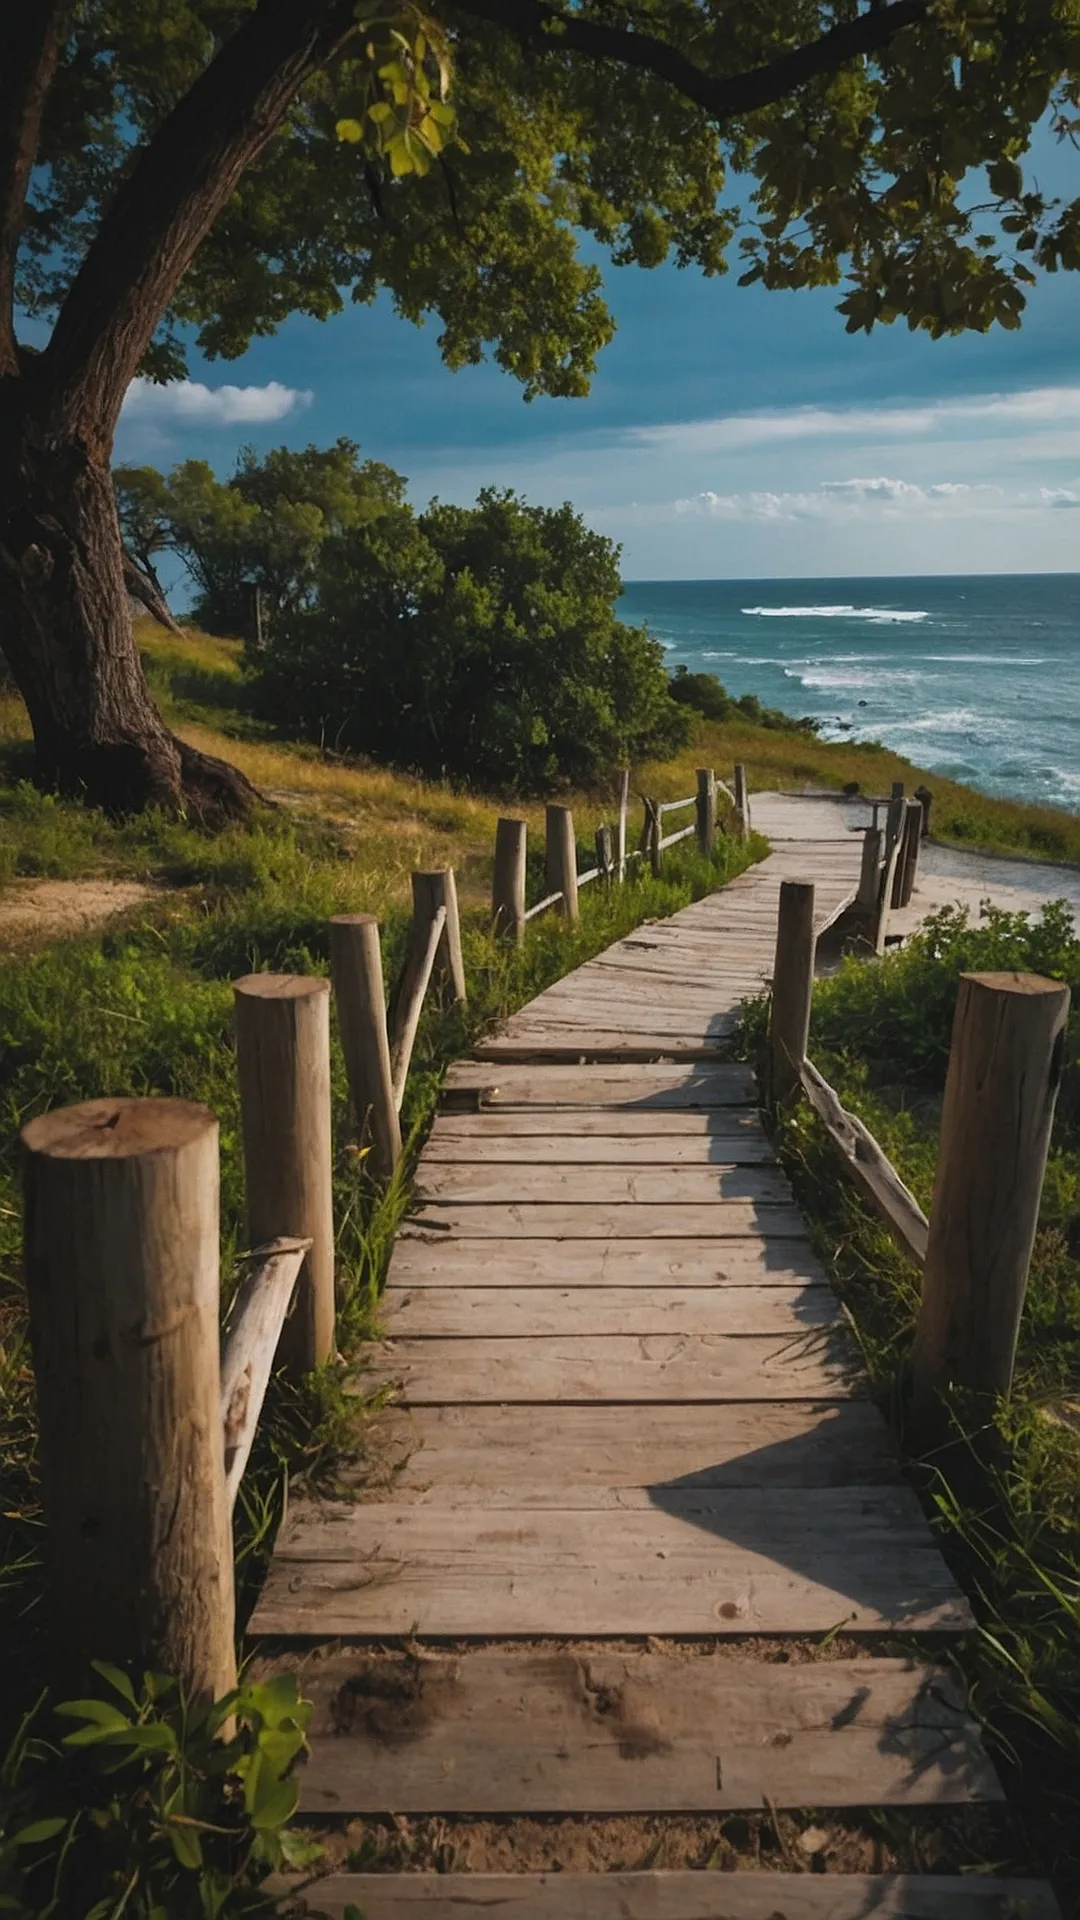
[257,794,1060,1918]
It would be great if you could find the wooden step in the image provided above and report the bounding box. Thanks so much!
[250,1489,973,1638]
[380,1283,840,1338]
[413,1166,794,1205]
[441,1063,755,1109]
[295,1648,1000,1814]
[344,1402,906,1501]
[279,1872,1061,1918]
[388,1237,831,1289]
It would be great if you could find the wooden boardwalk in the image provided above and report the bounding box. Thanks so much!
[256,798,1058,1918]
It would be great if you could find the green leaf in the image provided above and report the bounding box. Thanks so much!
[10,1817,67,1847]
[89,1662,138,1707]
[54,1698,131,1728]
[335,117,365,145]
[250,1773,299,1832]
[168,1820,204,1870]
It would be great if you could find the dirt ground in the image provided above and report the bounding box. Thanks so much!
[0,878,158,951]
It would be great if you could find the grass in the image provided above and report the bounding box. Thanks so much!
[738,901,1080,1905]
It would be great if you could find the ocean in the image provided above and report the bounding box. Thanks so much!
[619,574,1080,813]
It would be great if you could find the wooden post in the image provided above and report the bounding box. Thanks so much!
[492,818,527,944]
[233,974,336,1375]
[695,768,716,858]
[914,784,933,838]
[545,804,579,922]
[769,880,816,1105]
[857,825,883,910]
[884,780,905,861]
[616,768,629,881]
[595,823,614,883]
[897,797,923,908]
[733,763,750,840]
[21,1097,236,1699]
[645,797,662,876]
[910,972,1070,1441]
[407,869,467,1006]
[330,915,402,1181]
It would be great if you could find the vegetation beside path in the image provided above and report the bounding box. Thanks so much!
[741,903,1080,1908]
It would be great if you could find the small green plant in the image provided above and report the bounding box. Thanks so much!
[0,1664,323,1918]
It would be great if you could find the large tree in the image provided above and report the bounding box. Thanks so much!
[2,1,1078,816]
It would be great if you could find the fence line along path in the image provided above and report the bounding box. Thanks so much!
[474,793,863,1061]
[256,794,1059,1920]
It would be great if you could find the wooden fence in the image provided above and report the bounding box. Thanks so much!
[19,865,469,1699]
[767,874,1070,1447]
[492,763,750,941]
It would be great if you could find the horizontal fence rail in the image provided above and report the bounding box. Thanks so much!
[493,766,751,940]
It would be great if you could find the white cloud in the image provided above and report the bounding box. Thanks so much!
[673,477,1015,522]
[629,386,1080,457]
[121,377,313,426]
[1041,486,1080,509]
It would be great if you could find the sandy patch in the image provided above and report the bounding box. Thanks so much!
[0,878,157,949]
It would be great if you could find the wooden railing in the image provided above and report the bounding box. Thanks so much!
[766,875,1070,1445]
[19,864,470,1700]
[492,763,751,940]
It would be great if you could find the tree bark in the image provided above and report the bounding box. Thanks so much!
[0,386,260,818]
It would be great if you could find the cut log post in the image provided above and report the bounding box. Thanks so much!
[233,974,336,1375]
[695,768,716,858]
[857,825,883,911]
[645,797,662,876]
[492,818,527,944]
[733,763,750,840]
[394,870,467,1026]
[616,768,629,881]
[595,823,614,883]
[910,971,1070,1443]
[21,1097,236,1699]
[769,880,816,1106]
[330,915,402,1182]
[874,830,905,956]
[884,781,906,865]
[914,784,933,837]
[220,1236,311,1512]
[545,805,580,922]
[897,797,924,908]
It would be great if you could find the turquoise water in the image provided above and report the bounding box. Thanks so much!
[620,575,1080,812]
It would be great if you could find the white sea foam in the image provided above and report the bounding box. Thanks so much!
[923,653,1047,666]
[742,604,929,624]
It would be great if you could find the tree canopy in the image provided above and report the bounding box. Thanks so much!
[3,0,1079,819]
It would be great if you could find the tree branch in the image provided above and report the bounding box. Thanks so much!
[123,551,184,637]
[458,0,930,121]
[0,3,75,378]
[44,0,359,433]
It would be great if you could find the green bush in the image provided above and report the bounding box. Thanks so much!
[668,665,817,735]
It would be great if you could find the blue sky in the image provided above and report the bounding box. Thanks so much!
[113,144,1080,582]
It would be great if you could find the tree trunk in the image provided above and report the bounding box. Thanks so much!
[0,398,259,819]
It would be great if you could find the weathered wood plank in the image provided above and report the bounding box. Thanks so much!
[361,1328,859,1401]
[428,1110,770,1140]
[291,1874,1057,1919]
[406,1201,807,1238]
[442,1063,754,1107]
[251,1493,973,1636]
[343,1401,905,1496]
[381,1283,838,1337]
[423,1128,778,1165]
[473,1035,734,1062]
[296,1649,999,1814]
[413,1166,793,1205]
[388,1236,830,1288]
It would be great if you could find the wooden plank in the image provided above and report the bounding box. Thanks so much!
[344,1401,905,1495]
[293,1874,1058,1919]
[427,1110,770,1138]
[441,1063,754,1107]
[251,1493,973,1636]
[406,1202,808,1238]
[381,1283,839,1337]
[362,1328,859,1401]
[423,1129,778,1166]
[472,1039,733,1064]
[801,1058,929,1268]
[414,1167,794,1205]
[296,1649,1000,1814]
[388,1237,831,1288]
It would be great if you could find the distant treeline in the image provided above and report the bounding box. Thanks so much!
[115,440,808,792]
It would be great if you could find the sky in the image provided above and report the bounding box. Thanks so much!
[111,143,1080,584]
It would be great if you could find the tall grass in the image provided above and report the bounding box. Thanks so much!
[740,901,1080,1902]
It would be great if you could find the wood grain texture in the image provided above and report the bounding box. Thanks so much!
[297,1648,999,1813]
[413,1166,793,1205]
[380,1283,839,1337]
[342,1401,905,1497]
[292,1873,1059,1916]
[388,1236,831,1289]
[442,1063,755,1107]
[405,1202,807,1239]
[422,1127,778,1165]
